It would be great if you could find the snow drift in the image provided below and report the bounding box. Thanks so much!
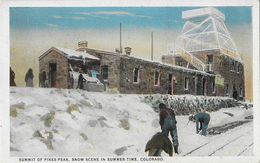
[10,87,253,157]
[143,94,251,115]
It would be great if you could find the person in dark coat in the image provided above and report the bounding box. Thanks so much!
[25,68,34,87]
[77,70,84,89]
[159,103,179,154]
[10,67,16,86]
[39,71,47,87]
[189,111,210,136]
[145,132,173,156]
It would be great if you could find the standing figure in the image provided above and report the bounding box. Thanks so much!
[25,68,34,87]
[39,71,47,87]
[77,70,84,89]
[145,132,173,156]
[159,103,179,154]
[189,112,210,136]
[10,67,16,86]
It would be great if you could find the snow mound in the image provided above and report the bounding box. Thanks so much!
[143,94,252,115]
[10,87,253,157]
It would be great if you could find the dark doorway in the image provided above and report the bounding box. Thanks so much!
[207,55,213,72]
[194,76,198,95]
[202,78,206,96]
[101,65,108,80]
[168,74,174,95]
[49,63,57,87]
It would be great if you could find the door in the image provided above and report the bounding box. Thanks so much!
[202,78,206,96]
[49,63,57,87]
[194,76,198,95]
[168,74,174,95]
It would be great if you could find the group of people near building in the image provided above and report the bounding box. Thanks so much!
[10,66,101,90]
[145,103,210,156]
[10,67,48,88]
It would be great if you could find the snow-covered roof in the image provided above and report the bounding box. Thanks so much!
[55,47,100,60]
[39,47,100,61]
[122,54,215,76]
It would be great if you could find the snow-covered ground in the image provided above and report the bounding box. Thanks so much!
[10,87,253,157]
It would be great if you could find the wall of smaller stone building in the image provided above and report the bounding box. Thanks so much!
[174,56,188,67]
[161,55,175,65]
[172,56,201,70]
[191,49,220,63]
[118,56,215,96]
[39,50,69,89]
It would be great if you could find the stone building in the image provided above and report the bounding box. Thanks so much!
[39,46,100,88]
[39,42,243,99]
[39,43,215,96]
[38,7,245,100]
[168,7,245,100]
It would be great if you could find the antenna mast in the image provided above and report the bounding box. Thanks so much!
[120,23,122,54]
[151,32,153,60]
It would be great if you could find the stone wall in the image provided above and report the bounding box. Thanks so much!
[76,47,244,99]
[99,54,121,89]
[170,50,245,100]
[143,94,245,115]
[191,50,245,99]
[119,55,216,95]
[214,55,245,100]
[39,50,69,88]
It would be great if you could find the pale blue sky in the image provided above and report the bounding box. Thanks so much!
[10,7,253,100]
[10,7,252,30]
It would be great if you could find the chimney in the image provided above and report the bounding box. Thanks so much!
[78,41,88,48]
[125,47,132,55]
[115,48,120,54]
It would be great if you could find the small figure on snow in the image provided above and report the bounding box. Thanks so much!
[25,68,34,87]
[189,111,210,136]
[159,103,179,154]
[10,67,16,86]
[145,132,173,156]
[77,70,85,89]
[39,71,47,87]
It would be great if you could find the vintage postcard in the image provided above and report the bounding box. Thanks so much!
[0,0,259,163]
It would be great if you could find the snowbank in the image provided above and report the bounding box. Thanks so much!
[142,94,252,115]
[10,87,253,157]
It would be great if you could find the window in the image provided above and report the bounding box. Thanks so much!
[206,55,213,72]
[207,55,213,64]
[212,79,215,93]
[176,61,183,67]
[133,68,139,83]
[154,71,160,86]
[184,77,189,90]
[237,64,241,73]
[225,84,229,95]
[169,74,172,82]
[231,61,235,71]
[101,65,108,80]
[239,86,243,97]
